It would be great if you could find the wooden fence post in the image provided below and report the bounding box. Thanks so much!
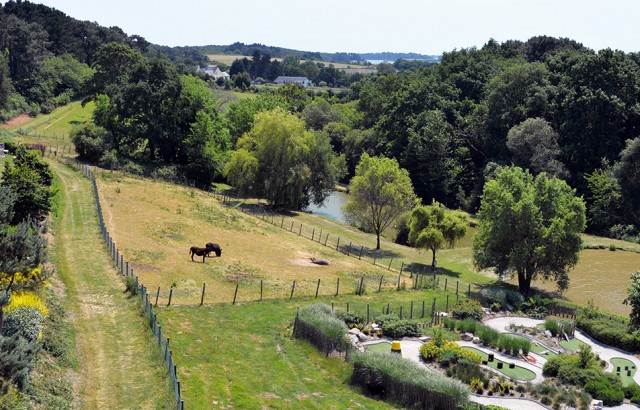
[289,280,296,300]
[446,295,449,312]
[336,237,340,251]
[200,283,206,306]
[336,278,340,296]
[315,279,321,298]
[468,284,471,297]
[388,258,393,270]
[422,300,425,318]
[410,301,413,319]
[346,242,352,255]
[312,228,315,241]
[290,221,294,232]
[167,288,173,306]
[318,229,322,242]
[260,280,263,301]
[281,217,284,228]
[386,302,390,314]
[367,304,370,324]
[444,278,448,291]
[233,283,239,305]
[155,287,160,307]
[346,302,349,313]
[299,224,303,236]
[397,271,402,290]
[399,306,403,319]
[399,262,404,276]
[456,280,459,295]
[378,276,383,292]
[359,246,364,260]
[324,233,329,246]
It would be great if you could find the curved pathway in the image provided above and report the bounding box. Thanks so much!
[50,160,174,409]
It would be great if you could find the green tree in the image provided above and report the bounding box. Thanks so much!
[225,93,288,144]
[614,137,640,227]
[584,167,623,235]
[224,108,342,209]
[624,271,640,331]
[183,111,230,186]
[408,201,468,272]
[71,123,113,163]
[506,117,567,178]
[343,154,418,250]
[472,166,586,294]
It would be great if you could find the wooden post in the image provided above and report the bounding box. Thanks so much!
[446,295,449,312]
[386,302,390,314]
[289,280,296,300]
[378,276,383,292]
[126,261,129,276]
[468,283,471,297]
[444,278,448,291]
[312,228,315,241]
[155,287,160,307]
[200,283,206,306]
[358,276,364,295]
[399,262,404,276]
[315,279,321,298]
[399,306,403,319]
[299,224,303,236]
[367,304,370,324]
[336,237,340,251]
[281,217,285,228]
[422,301,425,318]
[324,233,329,246]
[346,242,352,255]
[233,283,239,305]
[373,257,376,265]
[318,229,322,242]
[388,258,393,270]
[346,302,349,313]
[397,271,402,290]
[336,278,340,296]
[410,301,413,319]
[359,246,364,260]
[260,280,263,301]
[167,288,173,306]
[331,303,334,312]
[456,280,459,295]
[290,221,294,232]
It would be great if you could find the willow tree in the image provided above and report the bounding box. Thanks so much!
[473,166,586,294]
[408,201,468,272]
[343,154,418,250]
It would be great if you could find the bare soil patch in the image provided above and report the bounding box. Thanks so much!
[1,113,30,128]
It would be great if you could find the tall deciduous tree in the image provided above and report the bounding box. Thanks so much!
[408,201,468,272]
[343,154,418,250]
[506,117,567,178]
[614,137,640,227]
[224,108,343,209]
[624,271,640,331]
[473,166,586,294]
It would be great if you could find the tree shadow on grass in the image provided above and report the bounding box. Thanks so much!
[336,244,402,260]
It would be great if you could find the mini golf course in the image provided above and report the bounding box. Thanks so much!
[462,347,536,381]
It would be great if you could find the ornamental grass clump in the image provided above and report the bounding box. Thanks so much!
[350,351,470,407]
[497,334,531,355]
[475,324,500,347]
[298,303,348,341]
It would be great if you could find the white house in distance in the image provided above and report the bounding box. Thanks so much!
[196,65,230,80]
[274,76,312,87]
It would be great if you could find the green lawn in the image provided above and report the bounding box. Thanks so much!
[12,101,94,145]
[365,341,393,354]
[462,346,536,381]
[611,357,637,387]
[559,338,590,352]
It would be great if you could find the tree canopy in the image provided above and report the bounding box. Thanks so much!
[472,166,586,294]
[343,154,418,250]
[224,108,344,209]
[408,201,468,272]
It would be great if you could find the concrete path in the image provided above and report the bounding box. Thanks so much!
[469,394,551,410]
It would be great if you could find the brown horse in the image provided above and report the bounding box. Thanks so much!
[205,242,222,257]
[190,246,210,262]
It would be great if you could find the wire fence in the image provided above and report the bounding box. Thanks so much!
[73,161,184,410]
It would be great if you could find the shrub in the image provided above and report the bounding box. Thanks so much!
[544,319,560,336]
[298,303,348,341]
[350,351,470,404]
[1,307,44,343]
[0,333,39,389]
[5,291,48,317]
[475,324,499,347]
[457,318,479,334]
[336,311,364,328]
[124,276,138,295]
[469,377,484,393]
[584,374,624,406]
[497,334,531,355]
[576,313,640,352]
[451,299,484,321]
[623,383,640,400]
[420,340,441,361]
[443,317,457,331]
[381,319,420,339]
[150,165,182,183]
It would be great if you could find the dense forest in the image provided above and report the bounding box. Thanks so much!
[0,0,639,245]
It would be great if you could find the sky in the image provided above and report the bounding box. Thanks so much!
[34,0,640,55]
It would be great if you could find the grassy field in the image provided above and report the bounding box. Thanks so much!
[48,159,175,409]
[155,293,450,409]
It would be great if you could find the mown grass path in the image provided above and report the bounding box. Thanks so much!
[50,160,174,409]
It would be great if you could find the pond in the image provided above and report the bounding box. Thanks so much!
[305,190,349,223]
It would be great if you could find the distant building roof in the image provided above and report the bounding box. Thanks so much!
[196,65,230,80]
[274,76,312,87]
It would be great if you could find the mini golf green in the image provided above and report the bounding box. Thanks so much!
[462,347,536,381]
[559,338,589,351]
[509,334,558,358]
[611,357,637,387]
[365,341,393,354]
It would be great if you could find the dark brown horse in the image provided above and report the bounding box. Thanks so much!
[205,242,222,257]
[190,246,210,262]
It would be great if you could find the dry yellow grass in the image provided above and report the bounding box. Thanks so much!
[96,171,395,306]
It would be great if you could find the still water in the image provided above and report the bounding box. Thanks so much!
[305,191,349,223]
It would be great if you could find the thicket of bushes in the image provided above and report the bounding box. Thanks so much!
[576,312,640,352]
